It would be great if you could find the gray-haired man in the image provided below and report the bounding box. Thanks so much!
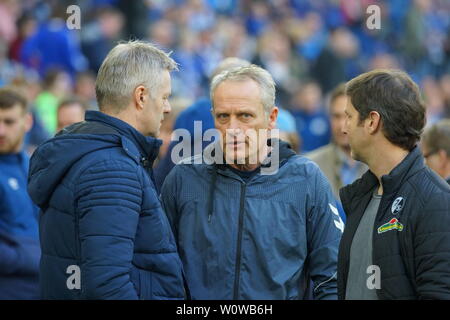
[161,65,342,300]
[28,41,186,299]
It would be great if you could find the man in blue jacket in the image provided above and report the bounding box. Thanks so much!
[28,41,186,299]
[0,87,40,299]
[161,65,342,299]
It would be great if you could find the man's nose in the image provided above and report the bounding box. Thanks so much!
[227,116,241,130]
[342,119,348,135]
[164,101,171,114]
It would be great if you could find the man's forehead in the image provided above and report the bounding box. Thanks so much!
[0,105,25,118]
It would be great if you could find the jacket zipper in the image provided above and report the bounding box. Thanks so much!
[233,182,246,299]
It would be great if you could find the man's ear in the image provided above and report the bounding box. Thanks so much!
[268,106,279,130]
[24,112,33,133]
[133,85,147,110]
[367,110,381,134]
[437,149,449,169]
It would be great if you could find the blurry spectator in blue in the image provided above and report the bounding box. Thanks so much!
[81,6,124,72]
[290,81,331,153]
[244,1,271,37]
[276,107,300,154]
[0,87,40,300]
[295,12,328,63]
[154,57,250,191]
[171,30,204,100]
[207,0,238,16]
[312,27,361,94]
[20,4,88,79]
[117,0,150,39]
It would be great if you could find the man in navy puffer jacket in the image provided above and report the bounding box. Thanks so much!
[27,41,186,300]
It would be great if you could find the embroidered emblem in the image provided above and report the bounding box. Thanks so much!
[391,197,404,215]
[378,218,404,234]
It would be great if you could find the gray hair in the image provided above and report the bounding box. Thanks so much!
[210,64,276,115]
[209,57,251,80]
[95,40,178,112]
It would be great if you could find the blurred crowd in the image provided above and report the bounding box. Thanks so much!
[1,0,450,156]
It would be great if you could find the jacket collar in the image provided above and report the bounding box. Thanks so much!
[380,146,424,195]
[341,146,424,202]
[85,111,162,163]
[0,150,26,163]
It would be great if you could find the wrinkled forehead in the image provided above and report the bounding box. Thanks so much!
[213,80,264,111]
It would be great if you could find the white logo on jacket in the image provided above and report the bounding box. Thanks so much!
[329,203,344,233]
[391,197,405,215]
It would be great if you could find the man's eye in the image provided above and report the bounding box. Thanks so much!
[217,114,228,119]
[241,113,252,119]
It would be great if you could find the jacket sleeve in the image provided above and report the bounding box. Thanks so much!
[306,166,343,300]
[75,160,141,300]
[414,191,450,299]
[160,167,179,241]
[0,230,40,276]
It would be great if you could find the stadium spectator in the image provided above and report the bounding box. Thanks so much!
[290,81,331,153]
[421,119,450,184]
[0,87,40,300]
[56,98,86,133]
[306,83,366,199]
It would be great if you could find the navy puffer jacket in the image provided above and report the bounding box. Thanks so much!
[28,111,185,300]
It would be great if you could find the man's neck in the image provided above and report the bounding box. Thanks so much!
[337,144,357,166]
[102,108,140,133]
[366,143,409,195]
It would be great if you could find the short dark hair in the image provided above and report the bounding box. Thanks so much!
[0,87,28,112]
[422,119,450,156]
[346,69,426,151]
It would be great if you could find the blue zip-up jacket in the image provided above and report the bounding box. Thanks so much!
[27,111,185,299]
[0,152,40,299]
[161,140,342,299]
